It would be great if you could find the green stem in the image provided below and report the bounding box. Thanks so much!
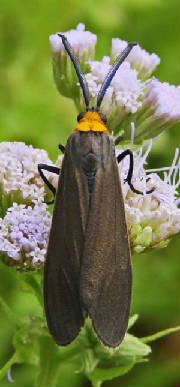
[0,296,21,327]
[34,336,82,387]
[21,273,43,306]
[141,326,180,343]
[0,352,19,382]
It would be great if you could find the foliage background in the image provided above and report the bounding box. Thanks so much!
[0,0,179,386]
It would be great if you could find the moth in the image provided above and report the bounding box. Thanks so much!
[38,35,152,347]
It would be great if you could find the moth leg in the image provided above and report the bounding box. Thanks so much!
[58,144,65,153]
[38,164,60,204]
[117,149,153,195]
[115,134,124,146]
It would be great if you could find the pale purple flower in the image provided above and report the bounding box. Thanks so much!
[0,202,51,267]
[7,369,14,383]
[0,142,56,213]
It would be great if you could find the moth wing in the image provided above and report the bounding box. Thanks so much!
[80,160,132,347]
[44,148,89,346]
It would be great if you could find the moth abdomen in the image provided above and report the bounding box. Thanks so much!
[86,171,96,197]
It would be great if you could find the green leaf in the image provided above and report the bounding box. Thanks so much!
[0,295,22,327]
[52,56,80,100]
[116,333,151,360]
[35,336,63,387]
[91,333,151,373]
[89,360,135,387]
[18,271,43,305]
[141,326,180,343]
[12,316,47,366]
[81,318,99,347]
[13,327,39,366]
[152,239,170,250]
[80,349,99,375]
[128,314,139,329]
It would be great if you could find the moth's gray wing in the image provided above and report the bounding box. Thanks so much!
[80,159,132,347]
[44,145,89,346]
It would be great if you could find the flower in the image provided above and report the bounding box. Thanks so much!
[1,25,180,267]
[133,79,180,142]
[0,202,51,268]
[50,23,97,100]
[117,135,180,253]
[0,142,55,216]
[50,23,180,141]
[84,56,145,132]
[111,39,160,79]
[50,23,97,63]
[0,133,179,267]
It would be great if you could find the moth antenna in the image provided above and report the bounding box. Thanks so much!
[96,43,137,110]
[58,34,90,110]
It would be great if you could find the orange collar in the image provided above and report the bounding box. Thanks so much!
[74,111,109,133]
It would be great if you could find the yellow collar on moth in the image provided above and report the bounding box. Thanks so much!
[74,111,109,133]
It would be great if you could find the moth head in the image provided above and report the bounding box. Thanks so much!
[77,112,85,122]
[77,110,107,125]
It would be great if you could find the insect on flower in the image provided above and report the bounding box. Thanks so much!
[38,35,153,347]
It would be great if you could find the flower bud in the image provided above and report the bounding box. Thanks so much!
[134,79,180,142]
[50,23,97,100]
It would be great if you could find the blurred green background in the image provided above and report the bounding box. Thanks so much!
[0,0,179,386]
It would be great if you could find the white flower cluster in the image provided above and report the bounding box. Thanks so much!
[50,23,180,139]
[0,142,61,268]
[111,39,160,79]
[0,142,55,212]
[134,79,180,141]
[117,140,180,252]
[0,202,51,266]
[50,23,97,62]
[49,23,97,101]
[143,78,180,121]
[85,56,144,119]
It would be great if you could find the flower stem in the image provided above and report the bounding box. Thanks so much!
[0,296,21,327]
[141,326,180,343]
[21,272,43,306]
[34,336,82,387]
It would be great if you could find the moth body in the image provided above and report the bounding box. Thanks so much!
[44,124,132,347]
[41,36,139,347]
